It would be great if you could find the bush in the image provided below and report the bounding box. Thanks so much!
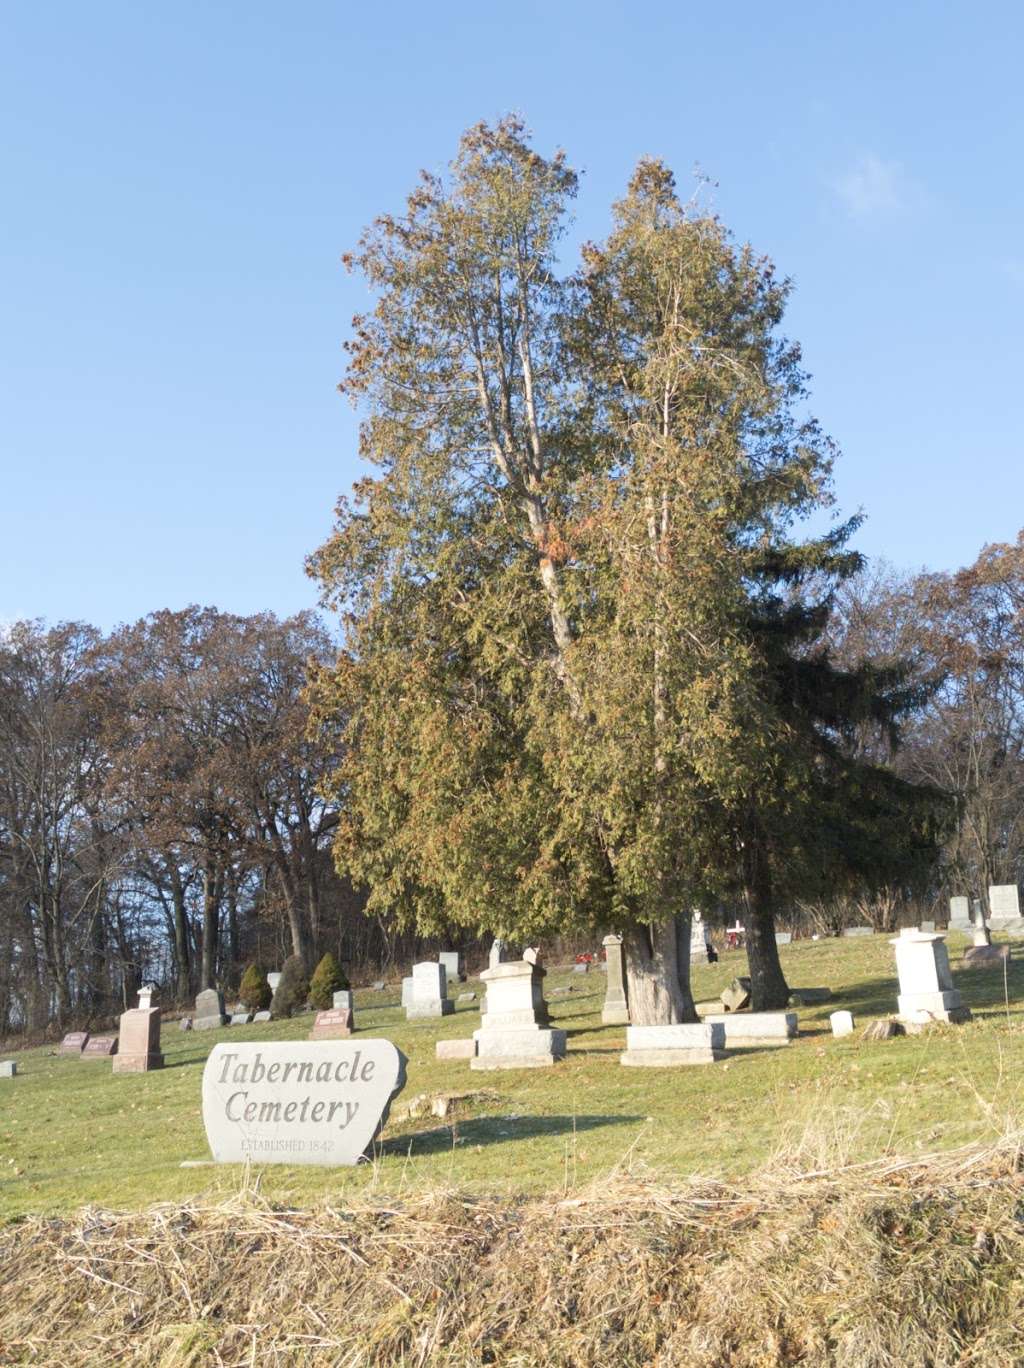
[309,953,349,1009]
[270,955,309,1019]
[238,964,272,1012]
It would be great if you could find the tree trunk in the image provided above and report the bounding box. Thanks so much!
[169,864,191,1000]
[200,854,219,990]
[624,919,699,1024]
[741,832,790,1011]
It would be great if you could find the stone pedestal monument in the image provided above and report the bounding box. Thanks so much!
[890,929,971,1028]
[471,961,565,1068]
[690,912,714,965]
[601,934,629,1025]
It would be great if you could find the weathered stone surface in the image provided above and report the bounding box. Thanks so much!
[332,990,354,1012]
[113,1007,163,1072]
[891,929,971,1027]
[488,939,509,970]
[456,992,477,1004]
[702,1012,797,1046]
[830,1010,855,1037]
[59,1032,89,1055]
[309,1008,353,1040]
[0,1061,16,1078]
[720,978,752,1013]
[81,1035,117,1058]
[775,931,793,945]
[601,934,629,1025]
[194,989,228,1030]
[963,944,1011,968]
[253,1010,271,1022]
[788,987,832,1006]
[843,926,874,938]
[470,1026,567,1070]
[621,1022,725,1066]
[862,1019,903,1041]
[230,1013,253,1026]
[920,920,936,933]
[401,976,415,1008]
[435,1038,477,1060]
[267,972,282,993]
[201,1039,407,1166]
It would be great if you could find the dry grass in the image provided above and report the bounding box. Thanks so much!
[2,1129,1024,1367]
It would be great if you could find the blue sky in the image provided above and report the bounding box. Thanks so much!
[2,1,1021,630]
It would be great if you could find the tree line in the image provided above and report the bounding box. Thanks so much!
[0,608,379,1034]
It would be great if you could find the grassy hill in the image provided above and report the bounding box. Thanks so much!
[2,931,1023,1221]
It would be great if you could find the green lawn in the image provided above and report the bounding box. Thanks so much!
[2,932,1023,1220]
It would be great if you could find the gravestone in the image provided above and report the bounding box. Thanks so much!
[701,1011,798,1046]
[371,980,386,991]
[920,920,936,933]
[775,931,793,945]
[59,1032,89,1055]
[406,962,454,1019]
[948,895,971,930]
[332,990,354,1012]
[230,1012,253,1026]
[113,992,164,1073]
[690,912,714,965]
[488,939,509,971]
[843,926,873,938]
[601,934,629,1025]
[253,1010,271,1022]
[988,885,1023,933]
[963,943,1010,968]
[573,961,590,974]
[439,951,465,984]
[456,991,477,1004]
[471,961,565,1069]
[179,1017,193,1031]
[891,929,971,1028]
[620,1022,726,1067]
[436,1038,477,1060]
[267,972,282,994]
[309,1007,353,1040]
[194,988,229,1031]
[401,976,415,1008]
[201,1039,407,1166]
[720,977,751,1013]
[138,983,156,1010]
[830,1010,855,1038]
[0,1061,15,1078]
[82,1035,117,1058]
[863,1019,903,1041]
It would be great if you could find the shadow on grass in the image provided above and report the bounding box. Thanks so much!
[378,1111,641,1158]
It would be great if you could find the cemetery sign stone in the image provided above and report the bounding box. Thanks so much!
[201,1039,407,1166]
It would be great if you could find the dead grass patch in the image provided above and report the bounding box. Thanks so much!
[2,1130,1024,1366]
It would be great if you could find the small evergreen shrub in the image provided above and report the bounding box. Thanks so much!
[238,963,272,1012]
[309,953,349,1009]
[270,954,309,1019]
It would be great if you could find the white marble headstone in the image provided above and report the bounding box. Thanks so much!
[201,1040,406,1166]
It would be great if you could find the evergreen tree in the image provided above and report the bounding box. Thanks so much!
[270,954,309,1019]
[238,963,272,1012]
[309,952,349,1009]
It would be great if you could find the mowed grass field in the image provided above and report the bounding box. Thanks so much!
[2,932,1024,1221]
